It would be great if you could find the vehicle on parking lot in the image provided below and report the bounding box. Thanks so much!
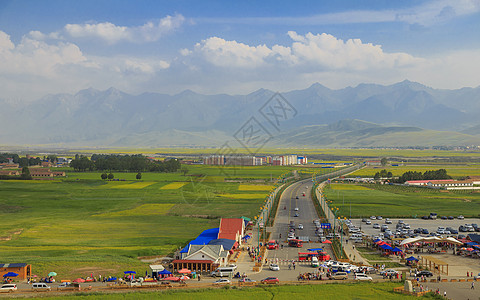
[288,239,303,247]
[458,215,464,220]
[269,264,280,271]
[447,216,454,220]
[440,216,447,220]
[381,224,389,232]
[380,269,398,276]
[403,224,411,229]
[415,271,433,277]
[366,220,371,225]
[429,213,437,219]
[373,223,380,229]
[267,240,279,250]
[294,207,299,211]
[385,218,392,224]
[422,228,429,234]
[370,216,376,220]
[354,273,373,281]
[0,284,17,293]
[238,278,256,283]
[377,216,382,220]
[261,277,279,284]
[437,227,446,234]
[331,272,348,280]
[362,218,367,222]
[298,224,304,230]
[421,215,429,220]
[214,279,231,285]
[294,213,299,217]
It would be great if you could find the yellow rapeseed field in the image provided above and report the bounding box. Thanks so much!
[238,184,272,191]
[159,182,188,189]
[110,182,156,189]
[219,193,267,199]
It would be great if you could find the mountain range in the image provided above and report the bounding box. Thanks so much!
[1,80,480,148]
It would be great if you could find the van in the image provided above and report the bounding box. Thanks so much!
[32,283,51,292]
[311,256,319,267]
[331,272,348,280]
[211,266,236,277]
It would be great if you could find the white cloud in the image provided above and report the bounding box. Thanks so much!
[188,32,421,71]
[63,14,185,44]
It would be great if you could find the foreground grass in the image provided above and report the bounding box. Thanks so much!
[324,183,480,218]
[42,282,416,300]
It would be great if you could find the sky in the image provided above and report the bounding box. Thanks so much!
[1,0,480,101]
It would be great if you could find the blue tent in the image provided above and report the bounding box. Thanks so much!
[466,242,479,246]
[406,256,419,261]
[180,228,219,253]
[380,244,393,250]
[2,272,18,277]
[391,247,403,252]
[158,269,172,275]
[307,248,323,251]
[373,239,382,243]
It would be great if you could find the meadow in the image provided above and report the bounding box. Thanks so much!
[42,282,416,300]
[0,164,301,278]
[349,163,480,178]
[324,183,480,218]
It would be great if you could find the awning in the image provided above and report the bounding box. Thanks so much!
[158,269,172,275]
[391,247,403,252]
[307,248,323,251]
[406,256,419,261]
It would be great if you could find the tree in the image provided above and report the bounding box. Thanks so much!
[181,166,189,176]
[374,172,380,180]
[386,171,393,178]
[108,173,114,180]
[21,166,32,180]
[101,173,108,180]
[381,157,388,167]
[136,172,142,180]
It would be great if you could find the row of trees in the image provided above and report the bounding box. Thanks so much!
[373,169,393,179]
[0,153,42,167]
[101,172,142,180]
[70,154,181,173]
[374,169,452,183]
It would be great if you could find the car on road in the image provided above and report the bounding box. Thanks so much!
[214,279,231,285]
[373,223,380,229]
[238,278,256,283]
[295,196,299,199]
[269,264,280,271]
[331,272,348,280]
[294,213,299,217]
[354,273,373,281]
[415,271,433,277]
[366,220,372,225]
[294,207,299,211]
[0,284,17,293]
[298,224,304,230]
[261,277,279,284]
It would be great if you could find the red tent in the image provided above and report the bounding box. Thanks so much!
[322,240,332,244]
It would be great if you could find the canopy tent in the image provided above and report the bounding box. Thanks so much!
[242,235,252,240]
[322,240,332,244]
[73,278,85,283]
[391,247,403,252]
[307,248,323,251]
[400,236,462,246]
[465,242,479,246]
[373,239,382,243]
[178,268,191,274]
[406,256,419,261]
[48,272,57,277]
[163,276,180,281]
[2,272,18,278]
[124,271,136,274]
[158,269,172,275]
[380,244,393,250]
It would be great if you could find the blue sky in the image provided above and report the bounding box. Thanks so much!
[1,0,479,100]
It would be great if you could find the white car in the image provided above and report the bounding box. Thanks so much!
[370,216,376,220]
[355,273,373,281]
[0,284,17,293]
[294,207,299,211]
[213,278,231,285]
[366,220,372,225]
[269,264,280,271]
[298,224,304,230]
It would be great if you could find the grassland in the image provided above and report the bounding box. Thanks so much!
[42,282,416,300]
[350,163,480,178]
[0,164,297,279]
[324,183,480,218]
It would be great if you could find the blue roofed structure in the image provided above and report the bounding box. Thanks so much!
[208,238,236,251]
[180,228,219,254]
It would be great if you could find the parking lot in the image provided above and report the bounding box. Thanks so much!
[349,218,480,239]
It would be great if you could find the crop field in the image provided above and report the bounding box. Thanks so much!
[42,282,416,299]
[350,163,480,178]
[324,183,480,218]
[330,184,370,190]
[238,184,273,191]
[0,164,297,278]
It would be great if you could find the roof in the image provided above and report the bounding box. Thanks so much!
[218,233,238,240]
[184,245,228,260]
[406,180,455,184]
[180,228,219,253]
[149,265,165,271]
[208,238,236,250]
[172,259,214,264]
[219,218,244,235]
[468,234,480,244]
[0,263,27,268]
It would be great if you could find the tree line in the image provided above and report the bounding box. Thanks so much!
[374,168,452,183]
[70,154,181,173]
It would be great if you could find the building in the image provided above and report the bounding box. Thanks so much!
[0,170,20,176]
[0,263,32,280]
[203,154,307,166]
[172,244,229,273]
[405,179,473,188]
[218,218,245,244]
[29,168,66,178]
[0,163,20,169]
[466,176,480,185]
[365,160,382,166]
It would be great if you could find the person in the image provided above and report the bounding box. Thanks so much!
[198,274,201,281]
[472,281,475,289]
[444,291,446,297]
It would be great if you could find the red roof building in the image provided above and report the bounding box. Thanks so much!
[218,218,245,244]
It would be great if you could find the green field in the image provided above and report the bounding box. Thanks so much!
[324,183,480,218]
[350,163,480,178]
[42,282,416,300]
[0,164,299,279]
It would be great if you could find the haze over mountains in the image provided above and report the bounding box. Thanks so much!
[1,80,480,148]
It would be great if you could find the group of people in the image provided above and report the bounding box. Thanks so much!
[297,271,326,281]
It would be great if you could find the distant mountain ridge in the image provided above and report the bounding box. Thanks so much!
[1,81,480,147]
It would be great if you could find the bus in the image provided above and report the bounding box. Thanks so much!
[288,239,303,248]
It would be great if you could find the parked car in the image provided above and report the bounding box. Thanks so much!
[440,216,447,220]
[331,272,348,280]
[269,264,280,271]
[366,220,372,225]
[298,224,304,230]
[238,278,256,283]
[294,207,299,211]
[421,228,429,234]
[458,215,465,220]
[380,269,398,276]
[415,271,433,277]
[373,223,380,229]
[362,218,367,222]
[421,216,429,220]
[294,213,299,217]
[446,227,458,234]
[32,283,51,292]
[447,216,454,220]
[385,218,392,224]
[261,277,279,284]
[377,216,383,220]
[213,279,231,285]
[354,273,373,281]
[370,216,376,220]
[0,284,17,293]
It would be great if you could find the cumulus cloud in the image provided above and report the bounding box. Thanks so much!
[64,14,185,43]
[188,32,421,71]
